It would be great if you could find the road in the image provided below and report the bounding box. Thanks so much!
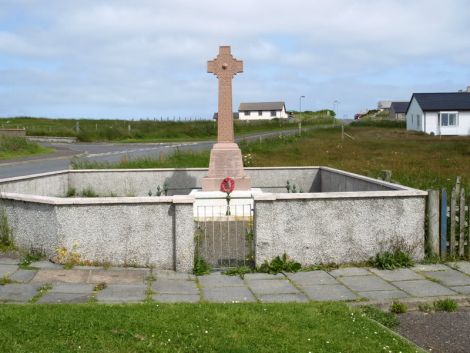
[0,128,311,179]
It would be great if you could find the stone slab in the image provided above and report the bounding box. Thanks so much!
[258,293,309,303]
[369,268,423,282]
[0,283,41,302]
[329,267,371,278]
[411,264,450,272]
[243,273,285,280]
[29,261,63,269]
[449,286,470,295]
[9,269,37,283]
[88,269,147,284]
[0,264,18,277]
[449,261,470,275]
[0,257,19,265]
[422,269,470,287]
[393,280,457,297]
[247,279,299,295]
[152,294,200,303]
[49,283,95,294]
[302,284,357,301]
[31,270,89,283]
[339,275,396,292]
[285,271,338,286]
[155,270,195,280]
[37,292,92,304]
[198,273,244,288]
[96,284,146,303]
[359,290,409,300]
[202,286,255,303]
[152,279,199,294]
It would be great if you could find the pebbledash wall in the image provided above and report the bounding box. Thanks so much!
[0,167,427,272]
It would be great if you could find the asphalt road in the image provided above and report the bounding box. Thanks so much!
[0,128,310,179]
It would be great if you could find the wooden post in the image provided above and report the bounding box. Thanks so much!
[459,189,465,257]
[450,188,456,256]
[455,176,461,196]
[440,188,448,258]
[427,189,440,256]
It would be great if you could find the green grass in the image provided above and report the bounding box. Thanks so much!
[433,298,458,312]
[0,303,421,353]
[0,135,52,160]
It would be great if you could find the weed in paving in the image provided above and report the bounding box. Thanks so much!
[390,301,407,314]
[369,250,414,270]
[258,253,301,274]
[223,266,253,278]
[434,298,458,312]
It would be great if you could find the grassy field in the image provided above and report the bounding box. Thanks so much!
[0,303,420,353]
[0,136,53,160]
[73,125,469,193]
[0,116,333,142]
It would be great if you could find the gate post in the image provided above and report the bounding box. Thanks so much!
[173,196,195,273]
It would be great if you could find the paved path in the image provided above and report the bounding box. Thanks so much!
[1,257,469,304]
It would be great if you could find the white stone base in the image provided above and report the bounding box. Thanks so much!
[191,188,263,219]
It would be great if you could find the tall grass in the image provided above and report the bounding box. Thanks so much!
[350,120,406,128]
[0,136,51,159]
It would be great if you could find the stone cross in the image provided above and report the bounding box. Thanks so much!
[207,46,243,143]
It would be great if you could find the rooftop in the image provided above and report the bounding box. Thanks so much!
[411,92,470,112]
[238,102,285,111]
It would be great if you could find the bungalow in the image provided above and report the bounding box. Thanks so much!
[238,102,288,120]
[406,91,470,136]
[389,102,408,120]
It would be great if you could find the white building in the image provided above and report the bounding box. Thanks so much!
[406,92,470,136]
[238,102,288,120]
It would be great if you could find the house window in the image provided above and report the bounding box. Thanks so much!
[270,111,277,117]
[440,112,458,127]
[244,111,250,116]
[258,111,262,116]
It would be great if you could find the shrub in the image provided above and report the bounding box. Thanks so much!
[434,298,458,312]
[390,301,407,314]
[258,253,301,274]
[369,250,414,270]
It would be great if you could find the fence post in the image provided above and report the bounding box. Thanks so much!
[427,189,440,256]
[459,188,466,257]
[440,188,448,258]
[450,188,457,256]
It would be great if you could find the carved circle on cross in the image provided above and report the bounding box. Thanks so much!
[222,63,228,70]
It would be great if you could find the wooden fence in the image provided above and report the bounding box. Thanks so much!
[427,177,469,258]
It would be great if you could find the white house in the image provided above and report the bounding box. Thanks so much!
[238,102,288,120]
[406,92,470,136]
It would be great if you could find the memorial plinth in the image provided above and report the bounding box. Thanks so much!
[201,46,251,191]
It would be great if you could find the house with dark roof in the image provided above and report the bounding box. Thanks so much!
[406,91,470,135]
[389,102,408,120]
[238,102,288,120]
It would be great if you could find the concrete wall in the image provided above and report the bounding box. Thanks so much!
[0,129,26,137]
[254,192,426,266]
[320,168,399,192]
[0,172,68,196]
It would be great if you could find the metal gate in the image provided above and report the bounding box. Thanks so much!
[194,202,254,270]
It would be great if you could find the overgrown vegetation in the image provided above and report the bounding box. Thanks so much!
[0,208,14,252]
[193,228,211,275]
[223,266,253,278]
[369,250,414,270]
[258,253,302,274]
[434,298,458,312]
[390,301,407,314]
[360,305,400,328]
[19,251,42,269]
[0,135,52,159]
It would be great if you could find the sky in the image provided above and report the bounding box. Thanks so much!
[1,0,470,120]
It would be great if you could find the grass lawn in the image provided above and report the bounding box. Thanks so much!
[0,136,53,160]
[0,303,421,353]
[73,125,469,193]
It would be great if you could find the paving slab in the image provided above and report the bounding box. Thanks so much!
[9,269,37,283]
[302,284,357,301]
[285,271,338,286]
[358,290,409,300]
[198,273,245,288]
[422,269,470,287]
[152,279,199,294]
[29,261,63,269]
[49,283,95,294]
[369,268,423,282]
[258,293,308,303]
[0,264,18,278]
[202,286,256,303]
[0,283,41,302]
[449,286,470,295]
[31,269,89,283]
[88,269,147,284]
[155,270,195,280]
[152,294,200,303]
[339,275,396,292]
[0,257,19,265]
[329,267,371,278]
[37,292,92,304]
[96,284,146,303]
[449,261,470,275]
[243,273,285,280]
[411,264,450,272]
[247,279,300,295]
[393,279,457,297]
